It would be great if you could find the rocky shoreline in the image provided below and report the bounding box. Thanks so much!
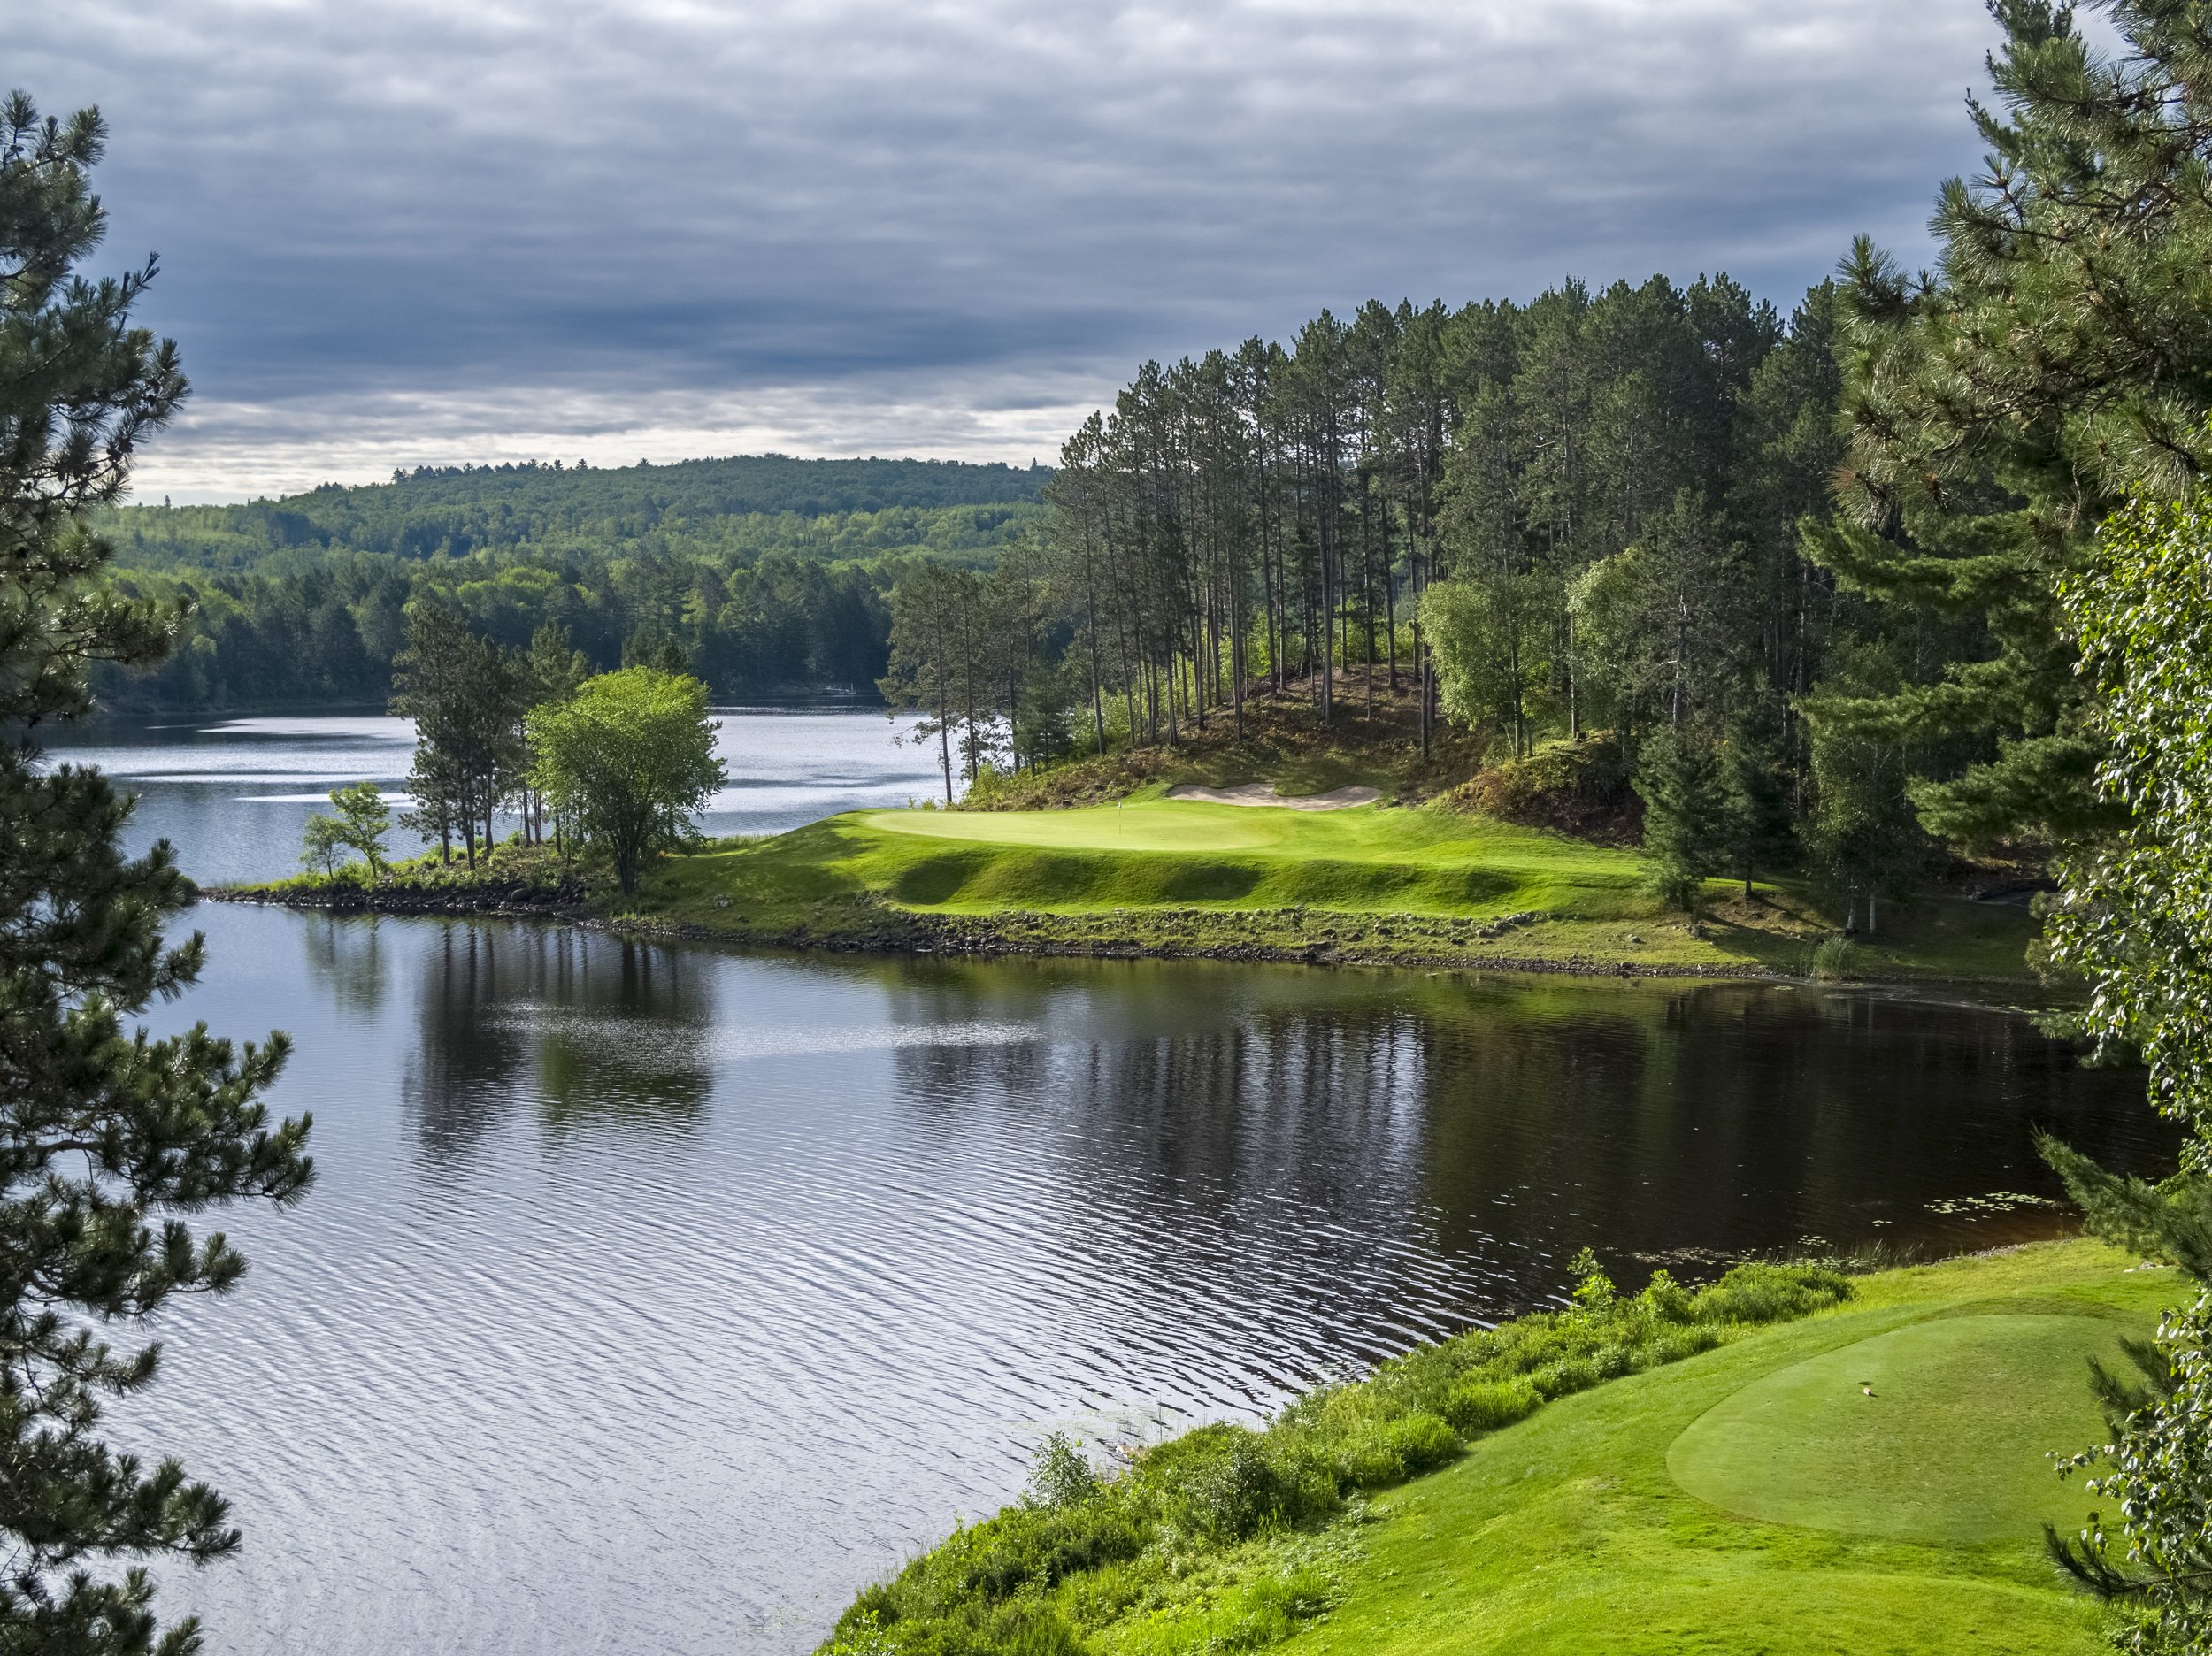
[202,883,1789,981]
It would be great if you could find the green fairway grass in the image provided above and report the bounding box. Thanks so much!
[614,792,2042,981]
[861,799,1299,853]
[1268,1244,2169,1656]
[818,1241,2171,1656]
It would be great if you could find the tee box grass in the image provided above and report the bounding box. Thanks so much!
[1282,1241,2166,1656]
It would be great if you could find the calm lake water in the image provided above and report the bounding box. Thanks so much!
[50,706,948,886]
[35,713,2183,1656]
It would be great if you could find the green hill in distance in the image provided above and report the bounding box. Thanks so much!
[108,453,1051,571]
[88,455,1051,715]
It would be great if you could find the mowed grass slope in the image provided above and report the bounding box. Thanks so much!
[1263,1242,2167,1656]
[857,796,1632,914]
[820,1241,2163,1656]
[631,791,2039,979]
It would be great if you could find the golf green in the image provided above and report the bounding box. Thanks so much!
[1666,1313,2128,1544]
[858,801,1293,853]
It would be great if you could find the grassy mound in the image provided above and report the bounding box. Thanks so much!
[1667,1311,2126,1544]
[826,1242,2174,1656]
[1271,1242,2169,1656]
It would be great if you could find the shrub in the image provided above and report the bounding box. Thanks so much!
[1638,1268,1694,1322]
[1024,1431,1101,1511]
[1441,1376,1542,1433]
[928,1501,1146,1602]
[1380,1412,1460,1474]
[826,1254,1854,1655]
[1328,1411,1459,1489]
[1142,1424,1288,1541]
[1689,1261,1851,1326]
[1532,1357,1603,1399]
[1453,734,1639,843]
[1810,934,1859,980]
[1648,1326,1722,1364]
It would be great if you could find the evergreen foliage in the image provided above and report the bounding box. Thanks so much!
[1632,729,1728,911]
[0,91,314,1655]
[389,605,527,866]
[1817,0,2212,858]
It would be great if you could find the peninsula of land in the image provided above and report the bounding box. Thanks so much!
[217,689,2044,987]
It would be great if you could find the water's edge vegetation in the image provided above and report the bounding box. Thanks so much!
[214,794,2041,985]
[826,1254,1852,1656]
[823,1241,2168,1656]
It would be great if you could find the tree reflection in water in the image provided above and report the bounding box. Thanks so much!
[871,961,2173,1338]
[404,921,713,1161]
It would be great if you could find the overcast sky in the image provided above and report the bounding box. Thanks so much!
[23,0,2007,502]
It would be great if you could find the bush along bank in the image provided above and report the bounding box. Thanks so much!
[824,1255,1851,1656]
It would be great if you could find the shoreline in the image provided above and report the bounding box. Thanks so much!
[821,1238,2163,1656]
[198,883,2028,989]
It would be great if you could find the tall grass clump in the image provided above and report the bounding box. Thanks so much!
[1809,934,1860,980]
[823,1253,1848,1656]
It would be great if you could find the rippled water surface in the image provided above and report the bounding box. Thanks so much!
[35,716,2181,1655]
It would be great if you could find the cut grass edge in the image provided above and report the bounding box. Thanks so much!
[824,1244,2166,1656]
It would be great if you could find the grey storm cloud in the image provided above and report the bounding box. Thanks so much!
[19,0,2001,498]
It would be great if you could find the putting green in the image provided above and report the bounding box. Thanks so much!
[858,803,1293,854]
[1667,1313,2126,1544]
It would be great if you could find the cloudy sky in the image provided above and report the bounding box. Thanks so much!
[24,0,2008,502]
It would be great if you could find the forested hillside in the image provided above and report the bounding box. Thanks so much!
[887,276,1878,897]
[118,453,1049,567]
[880,213,2153,916]
[93,456,1048,710]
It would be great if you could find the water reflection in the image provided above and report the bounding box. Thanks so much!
[407,925,716,1154]
[297,913,389,1016]
[131,910,2177,1656]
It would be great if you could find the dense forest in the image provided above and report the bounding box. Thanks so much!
[92,456,1048,709]
[883,275,1896,905]
[880,0,2212,924]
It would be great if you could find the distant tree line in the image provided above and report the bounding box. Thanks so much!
[86,461,1048,715]
[93,542,912,711]
[113,452,1048,565]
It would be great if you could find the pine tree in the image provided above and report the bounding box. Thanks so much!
[1633,728,1727,912]
[391,605,526,865]
[1828,0,2212,856]
[0,93,314,1654]
[1720,695,1794,900]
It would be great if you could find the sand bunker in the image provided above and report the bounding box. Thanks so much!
[1164,781,1381,811]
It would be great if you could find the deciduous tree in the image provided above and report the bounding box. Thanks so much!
[529,669,724,893]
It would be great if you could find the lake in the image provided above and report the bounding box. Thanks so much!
[39,712,2179,1656]
[51,705,950,887]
